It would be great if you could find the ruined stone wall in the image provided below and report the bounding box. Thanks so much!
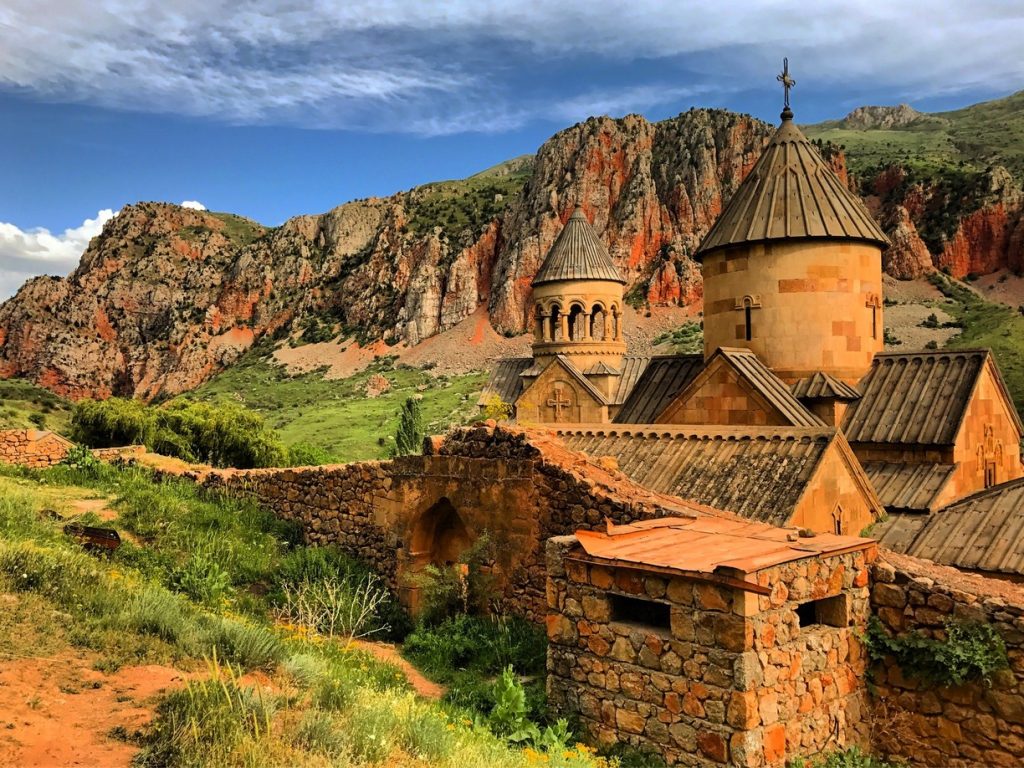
[0,429,72,468]
[869,553,1024,767]
[545,536,875,767]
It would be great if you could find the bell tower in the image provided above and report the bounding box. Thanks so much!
[694,60,890,384]
[530,206,627,375]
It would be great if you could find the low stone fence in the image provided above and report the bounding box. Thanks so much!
[870,551,1024,767]
[90,444,147,462]
[0,429,74,468]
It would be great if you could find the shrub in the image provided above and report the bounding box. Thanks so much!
[278,573,392,644]
[481,394,514,422]
[866,616,1008,686]
[118,586,191,643]
[285,441,336,466]
[209,618,285,669]
[921,312,940,328]
[392,396,424,457]
[788,746,901,767]
[60,444,104,478]
[292,709,348,757]
[407,533,498,625]
[168,549,233,606]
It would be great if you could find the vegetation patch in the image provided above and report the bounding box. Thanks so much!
[0,378,73,433]
[866,616,1008,687]
[652,321,703,354]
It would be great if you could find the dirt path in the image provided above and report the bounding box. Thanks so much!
[0,650,190,768]
[351,640,446,699]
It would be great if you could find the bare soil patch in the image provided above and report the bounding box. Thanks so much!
[351,640,445,700]
[0,650,190,768]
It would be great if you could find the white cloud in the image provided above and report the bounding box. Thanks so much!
[0,1,1020,134]
[180,200,207,210]
[0,209,116,300]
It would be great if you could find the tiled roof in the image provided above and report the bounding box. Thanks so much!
[714,348,824,427]
[875,478,1024,576]
[843,350,1014,446]
[791,372,862,401]
[695,117,889,258]
[583,361,621,376]
[557,426,838,526]
[863,462,956,514]
[574,517,874,584]
[610,356,654,406]
[532,207,626,286]
[614,355,705,423]
[478,357,531,406]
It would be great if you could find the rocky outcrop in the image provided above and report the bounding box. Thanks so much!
[883,206,934,279]
[840,104,927,130]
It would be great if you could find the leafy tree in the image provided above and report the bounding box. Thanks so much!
[392,397,423,457]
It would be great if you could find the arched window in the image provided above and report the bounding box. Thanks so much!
[590,304,606,341]
[567,304,585,341]
[550,304,562,341]
[534,304,545,342]
[743,296,754,341]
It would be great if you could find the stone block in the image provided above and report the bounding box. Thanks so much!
[696,730,728,764]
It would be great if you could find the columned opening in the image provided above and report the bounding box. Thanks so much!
[567,304,585,341]
[590,304,606,341]
[550,304,563,341]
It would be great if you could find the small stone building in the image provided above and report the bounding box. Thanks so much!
[546,517,877,767]
[0,428,74,468]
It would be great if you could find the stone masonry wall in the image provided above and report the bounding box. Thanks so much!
[546,536,875,767]
[870,552,1024,767]
[0,429,72,468]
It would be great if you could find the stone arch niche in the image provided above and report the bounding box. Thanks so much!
[403,497,472,614]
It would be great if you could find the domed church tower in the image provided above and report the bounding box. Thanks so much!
[530,206,627,375]
[694,61,890,384]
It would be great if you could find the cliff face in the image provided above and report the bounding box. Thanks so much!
[2,105,1022,401]
[0,109,773,400]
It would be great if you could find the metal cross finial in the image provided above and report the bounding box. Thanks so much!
[777,57,795,118]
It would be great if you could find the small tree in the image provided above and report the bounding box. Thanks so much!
[393,397,423,457]
[481,394,513,422]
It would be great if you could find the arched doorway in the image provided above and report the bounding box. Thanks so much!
[410,497,471,567]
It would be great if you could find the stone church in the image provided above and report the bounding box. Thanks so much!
[483,97,1024,543]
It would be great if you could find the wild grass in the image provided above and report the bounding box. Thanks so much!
[0,377,73,433]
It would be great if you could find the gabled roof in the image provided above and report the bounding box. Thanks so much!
[842,349,1022,446]
[532,207,626,286]
[556,425,839,526]
[654,347,824,427]
[583,361,620,376]
[791,371,862,401]
[694,116,889,259]
[614,354,705,424]
[478,357,531,406]
[875,478,1024,576]
[609,356,653,406]
[574,517,874,584]
[863,462,956,514]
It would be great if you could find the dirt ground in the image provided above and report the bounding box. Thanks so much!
[351,640,445,699]
[0,650,190,768]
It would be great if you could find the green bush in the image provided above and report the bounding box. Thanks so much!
[208,618,285,669]
[866,616,1009,686]
[71,398,285,468]
[285,441,337,466]
[168,549,233,606]
[788,746,900,767]
[391,396,424,457]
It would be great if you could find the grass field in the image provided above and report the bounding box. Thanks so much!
[0,462,609,768]
[0,378,73,434]
[191,352,487,463]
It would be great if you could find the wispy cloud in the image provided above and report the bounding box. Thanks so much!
[0,209,116,299]
[1,1,1021,134]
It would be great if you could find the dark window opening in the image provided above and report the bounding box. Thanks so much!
[985,462,997,488]
[834,517,843,536]
[871,306,878,340]
[610,594,671,630]
[744,305,752,341]
[796,594,849,629]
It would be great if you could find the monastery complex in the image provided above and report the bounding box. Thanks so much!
[5,76,1024,768]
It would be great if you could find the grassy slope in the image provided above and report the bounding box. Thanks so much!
[191,352,486,463]
[0,464,606,768]
[805,89,1024,178]
[0,378,73,434]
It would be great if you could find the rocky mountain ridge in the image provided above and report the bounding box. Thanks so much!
[2,94,1024,401]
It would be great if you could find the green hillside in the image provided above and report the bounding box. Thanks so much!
[0,379,73,434]
[805,90,1024,178]
[190,351,486,463]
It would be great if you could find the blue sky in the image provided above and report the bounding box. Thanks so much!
[1,1,1023,298]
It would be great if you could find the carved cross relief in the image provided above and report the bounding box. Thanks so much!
[546,385,572,422]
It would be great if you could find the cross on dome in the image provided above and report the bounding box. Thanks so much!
[777,57,796,120]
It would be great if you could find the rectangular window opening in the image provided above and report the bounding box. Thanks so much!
[985,462,997,488]
[796,594,849,630]
[610,593,671,631]
[744,306,752,341]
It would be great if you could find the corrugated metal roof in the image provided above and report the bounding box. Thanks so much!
[863,462,956,513]
[876,478,1024,576]
[575,517,874,581]
[557,426,836,526]
[695,117,889,259]
[791,372,862,401]
[532,207,626,286]
[614,355,705,423]
[843,350,989,446]
[717,348,825,427]
[478,357,531,406]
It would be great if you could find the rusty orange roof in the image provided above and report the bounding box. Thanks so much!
[574,517,873,585]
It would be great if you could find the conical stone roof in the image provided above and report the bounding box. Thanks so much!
[695,115,890,259]
[532,207,626,286]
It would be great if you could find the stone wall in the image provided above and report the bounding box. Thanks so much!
[656,359,788,427]
[193,425,695,619]
[869,552,1024,767]
[545,536,875,767]
[0,429,73,468]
